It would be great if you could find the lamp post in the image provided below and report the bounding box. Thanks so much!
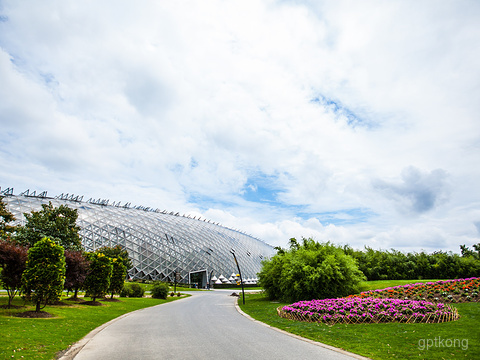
[230,249,245,305]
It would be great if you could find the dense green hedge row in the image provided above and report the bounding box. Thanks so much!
[344,245,480,281]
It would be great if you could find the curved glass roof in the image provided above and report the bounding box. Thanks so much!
[3,193,275,283]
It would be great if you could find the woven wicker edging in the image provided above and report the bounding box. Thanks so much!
[277,304,459,325]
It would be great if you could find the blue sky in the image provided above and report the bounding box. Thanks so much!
[1,0,480,252]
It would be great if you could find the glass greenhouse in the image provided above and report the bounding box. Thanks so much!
[2,190,275,287]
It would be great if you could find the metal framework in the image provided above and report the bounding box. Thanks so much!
[3,191,274,284]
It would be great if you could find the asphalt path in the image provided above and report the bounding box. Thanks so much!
[71,290,364,360]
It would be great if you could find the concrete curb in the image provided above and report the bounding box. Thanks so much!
[234,299,371,360]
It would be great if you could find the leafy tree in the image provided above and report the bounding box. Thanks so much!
[0,196,16,238]
[64,250,89,299]
[22,237,66,312]
[258,238,365,303]
[460,243,480,260]
[84,252,112,302]
[15,202,82,251]
[107,257,126,299]
[0,239,28,307]
[96,245,132,271]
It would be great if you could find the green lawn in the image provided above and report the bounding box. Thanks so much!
[358,279,443,292]
[239,292,479,359]
[0,295,188,360]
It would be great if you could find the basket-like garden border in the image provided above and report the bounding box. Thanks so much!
[277,298,459,325]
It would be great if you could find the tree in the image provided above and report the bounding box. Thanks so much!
[107,257,126,299]
[84,252,112,302]
[15,202,82,251]
[258,238,365,303]
[0,240,28,308]
[64,250,89,299]
[22,237,66,312]
[96,245,132,271]
[0,196,16,238]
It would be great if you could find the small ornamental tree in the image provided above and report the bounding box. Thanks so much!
[84,252,112,302]
[22,237,66,312]
[108,257,126,299]
[0,239,28,307]
[64,250,89,299]
[15,202,82,251]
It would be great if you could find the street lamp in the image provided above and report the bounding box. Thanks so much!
[230,249,245,305]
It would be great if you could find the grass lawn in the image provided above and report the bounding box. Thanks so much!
[358,279,443,292]
[0,295,188,360]
[239,292,479,359]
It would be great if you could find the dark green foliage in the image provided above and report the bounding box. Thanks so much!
[120,283,145,298]
[15,202,82,251]
[0,240,28,307]
[95,245,132,270]
[84,252,112,302]
[151,282,169,299]
[22,237,66,312]
[258,238,365,303]
[345,244,480,281]
[108,257,127,298]
[0,196,16,238]
[64,250,89,299]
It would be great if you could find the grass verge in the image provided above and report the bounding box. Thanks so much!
[0,295,188,360]
[239,292,479,359]
[358,279,442,292]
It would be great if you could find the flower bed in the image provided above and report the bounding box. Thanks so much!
[279,297,459,325]
[355,278,480,303]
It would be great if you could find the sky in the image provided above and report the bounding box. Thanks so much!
[1,0,479,253]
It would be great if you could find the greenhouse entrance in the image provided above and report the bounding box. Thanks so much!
[189,270,207,289]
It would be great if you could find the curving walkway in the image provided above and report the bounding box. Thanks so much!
[66,290,366,360]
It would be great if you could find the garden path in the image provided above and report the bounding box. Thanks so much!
[69,290,365,360]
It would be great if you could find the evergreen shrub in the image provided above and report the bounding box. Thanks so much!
[151,282,169,299]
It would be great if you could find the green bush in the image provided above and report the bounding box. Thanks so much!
[120,283,145,298]
[84,252,113,302]
[258,238,365,303]
[151,282,169,299]
[22,237,66,312]
[119,286,131,298]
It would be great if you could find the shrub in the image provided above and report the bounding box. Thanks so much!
[119,286,131,298]
[120,283,145,298]
[151,282,169,299]
[258,238,365,303]
[129,283,145,297]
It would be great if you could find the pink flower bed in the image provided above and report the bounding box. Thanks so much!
[281,297,457,324]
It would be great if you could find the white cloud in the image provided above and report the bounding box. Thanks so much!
[1,0,480,253]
